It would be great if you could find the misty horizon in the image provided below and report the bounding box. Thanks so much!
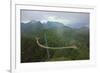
[21,10,89,28]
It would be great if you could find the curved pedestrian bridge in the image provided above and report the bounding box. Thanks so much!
[35,37,78,49]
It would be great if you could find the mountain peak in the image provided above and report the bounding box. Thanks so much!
[30,20,37,23]
[40,20,48,24]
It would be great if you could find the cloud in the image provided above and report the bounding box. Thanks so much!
[21,10,89,26]
[46,16,71,25]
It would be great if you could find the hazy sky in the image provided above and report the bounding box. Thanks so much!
[21,10,89,26]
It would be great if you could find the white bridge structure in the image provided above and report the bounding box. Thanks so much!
[35,37,77,49]
[35,37,78,60]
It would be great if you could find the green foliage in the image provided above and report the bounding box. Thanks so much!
[21,22,89,63]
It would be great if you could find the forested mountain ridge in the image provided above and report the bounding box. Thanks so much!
[21,20,89,63]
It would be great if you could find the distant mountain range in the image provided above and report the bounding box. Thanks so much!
[21,20,89,36]
[22,20,89,28]
[67,23,89,28]
[21,20,71,32]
